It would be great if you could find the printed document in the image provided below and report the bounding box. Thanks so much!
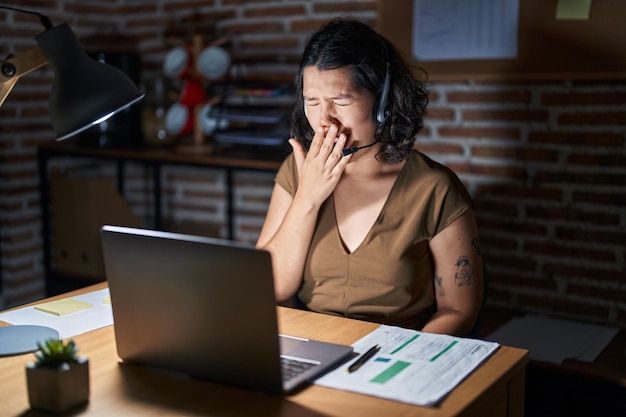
[316,325,499,406]
[0,288,112,338]
[412,0,519,61]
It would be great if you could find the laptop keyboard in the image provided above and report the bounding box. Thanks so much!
[280,356,319,382]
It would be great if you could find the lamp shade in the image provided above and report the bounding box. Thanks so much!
[35,23,144,141]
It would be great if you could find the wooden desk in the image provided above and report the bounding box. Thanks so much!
[1,284,528,417]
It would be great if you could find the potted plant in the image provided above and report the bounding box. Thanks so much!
[26,338,89,413]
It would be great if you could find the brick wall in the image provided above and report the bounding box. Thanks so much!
[1,1,624,328]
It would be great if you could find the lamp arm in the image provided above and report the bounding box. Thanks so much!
[0,46,48,107]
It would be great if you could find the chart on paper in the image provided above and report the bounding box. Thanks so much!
[315,325,499,406]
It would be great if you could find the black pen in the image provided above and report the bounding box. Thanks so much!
[347,344,381,373]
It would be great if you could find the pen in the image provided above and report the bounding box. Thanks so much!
[347,344,380,373]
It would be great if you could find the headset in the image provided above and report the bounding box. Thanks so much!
[373,62,391,125]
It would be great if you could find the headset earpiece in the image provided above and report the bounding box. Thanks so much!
[374,62,390,124]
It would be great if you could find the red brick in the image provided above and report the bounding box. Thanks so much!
[313,1,377,13]
[477,217,548,236]
[477,184,563,201]
[447,162,528,180]
[289,19,331,33]
[243,5,306,18]
[572,191,626,205]
[517,295,611,321]
[489,272,558,291]
[222,21,284,35]
[473,200,520,217]
[462,109,549,123]
[480,235,518,251]
[415,143,464,155]
[558,111,626,125]
[555,226,626,246]
[162,1,213,12]
[524,240,615,263]
[526,205,620,225]
[472,145,559,162]
[541,91,626,106]
[528,131,624,147]
[565,283,626,303]
[240,37,300,49]
[447,91,532,104]
[425,107,454,120]
[533,170,626,186]
[483,254,537,273]
[117,4,159,14]
[568,152,626,167]
[64,3,118,15]
[438,126,520,140]
[544,263,624,285]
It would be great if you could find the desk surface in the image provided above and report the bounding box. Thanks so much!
[1,283,528,417]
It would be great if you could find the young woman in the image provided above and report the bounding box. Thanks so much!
[257,18,483,336]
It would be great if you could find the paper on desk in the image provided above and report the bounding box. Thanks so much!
[315,325,499,407]
[0,288,113,339]
[486,314,618,364]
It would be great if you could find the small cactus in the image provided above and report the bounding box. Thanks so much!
[34,339,79,368]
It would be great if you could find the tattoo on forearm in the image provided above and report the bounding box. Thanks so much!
[435,274,445,296]
[471,237,482,256]
[454,256,474,287]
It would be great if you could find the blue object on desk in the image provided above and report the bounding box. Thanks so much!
[0,325,59,356]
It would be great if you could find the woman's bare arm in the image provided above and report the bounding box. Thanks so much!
[421,210,484,336]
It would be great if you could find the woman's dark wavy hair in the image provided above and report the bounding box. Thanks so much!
[291,18,429,164]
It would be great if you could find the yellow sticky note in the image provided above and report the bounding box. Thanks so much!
[34,298,94,316]
[556,0,592,20]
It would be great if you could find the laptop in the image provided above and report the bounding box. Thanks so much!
[100,225,353,394]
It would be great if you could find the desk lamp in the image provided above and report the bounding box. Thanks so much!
[0,6,144,355]
[1,6,144,140]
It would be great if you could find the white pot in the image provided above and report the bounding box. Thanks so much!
[26,357,90,413]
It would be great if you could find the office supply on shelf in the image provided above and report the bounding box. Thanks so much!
[100,225,353,394]
[347,344,380,373]
[486,313,618,364]
[316,325,500,407]
[0,288,112,339]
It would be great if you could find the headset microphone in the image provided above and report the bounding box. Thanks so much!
[342,140,379,156]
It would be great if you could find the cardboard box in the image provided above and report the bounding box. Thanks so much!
[51,170,142,280]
